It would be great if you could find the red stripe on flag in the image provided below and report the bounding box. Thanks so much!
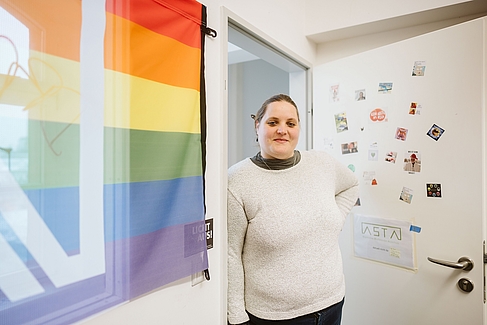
[106,0,202,49]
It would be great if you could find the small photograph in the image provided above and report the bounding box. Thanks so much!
[369,108,388,123]
[399,187,414,204]
[334,112,349,133]
[412,61,426,76]
[329,84,340,102]
[403,150,421,174]
[395,127,408,141]
[341,141,358,154]
[426,124,445,141]
[409,102,421,115]
[378,82,393,94]
[363,171,377,185]
[385,151,397,164]
[355,89,366,101]
[426,183,442,198]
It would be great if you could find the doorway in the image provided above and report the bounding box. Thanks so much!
[227,22,310,166]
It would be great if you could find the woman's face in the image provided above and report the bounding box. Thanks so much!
[256,100,300,159]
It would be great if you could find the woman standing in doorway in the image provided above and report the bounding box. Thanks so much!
[227,94,359,325]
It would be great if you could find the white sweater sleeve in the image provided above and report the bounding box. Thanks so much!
[227,188,250,324]
[333,158,360,219]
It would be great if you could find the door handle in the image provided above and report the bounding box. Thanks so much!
[427,256,474,271]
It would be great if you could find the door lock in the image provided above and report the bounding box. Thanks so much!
[457,278,474,293]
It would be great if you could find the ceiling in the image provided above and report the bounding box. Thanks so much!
[228,0,487,67]
[306,0,487,43]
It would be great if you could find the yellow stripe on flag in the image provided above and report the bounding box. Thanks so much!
[104,70,201,133]
[1,51,200,134]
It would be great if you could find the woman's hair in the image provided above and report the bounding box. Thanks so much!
[251,94,300,126]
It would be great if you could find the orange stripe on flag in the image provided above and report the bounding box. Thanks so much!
[104,12,200,91]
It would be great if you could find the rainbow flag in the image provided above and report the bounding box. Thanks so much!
[0,0,209,323]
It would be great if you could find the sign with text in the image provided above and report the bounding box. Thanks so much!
[353,214,416,270]
[206,218,213,250]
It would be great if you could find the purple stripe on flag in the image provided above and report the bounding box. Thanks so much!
[128,221,208,299]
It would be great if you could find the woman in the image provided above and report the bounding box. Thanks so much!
[227,94,359,325]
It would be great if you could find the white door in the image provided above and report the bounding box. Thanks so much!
[312,17,486,325]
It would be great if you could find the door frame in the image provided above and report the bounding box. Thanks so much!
[221,7,313,157]
[482,15,487,325]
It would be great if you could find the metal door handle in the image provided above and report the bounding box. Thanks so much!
[427,256,474,271]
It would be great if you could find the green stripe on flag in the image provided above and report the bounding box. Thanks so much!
[19,121,202,190]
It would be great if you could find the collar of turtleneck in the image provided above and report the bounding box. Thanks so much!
[250,150,301,170]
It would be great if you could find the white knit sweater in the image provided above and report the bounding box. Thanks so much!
[227,150,359,324]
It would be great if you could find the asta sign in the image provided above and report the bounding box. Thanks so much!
[354,214,416,270]
[361,222,402,241]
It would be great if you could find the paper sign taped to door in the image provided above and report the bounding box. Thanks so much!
[354,214,416,270]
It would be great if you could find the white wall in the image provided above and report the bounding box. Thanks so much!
[223,1,316,63]
[79,1,485,324]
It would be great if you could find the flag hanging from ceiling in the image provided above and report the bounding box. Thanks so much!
[0,0,211,323]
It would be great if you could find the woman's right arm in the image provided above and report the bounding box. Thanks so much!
[227,189,251,325]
